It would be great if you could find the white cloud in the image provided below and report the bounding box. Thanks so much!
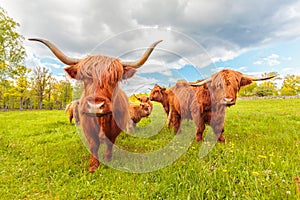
[2,0,300,82]
[264,54,280,66]
[120,75,160,95]
[283,56,292,61]
[282,67,294,72]
[237,66,248,72]
[46,63,63,69]
[254,61,263,65]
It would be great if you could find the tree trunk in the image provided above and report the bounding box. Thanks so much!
[19,97,23,111]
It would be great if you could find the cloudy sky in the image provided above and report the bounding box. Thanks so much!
[2,0,300,93]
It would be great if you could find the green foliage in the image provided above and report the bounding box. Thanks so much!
[239,82,257,97]
[280,74,300,96]
[254,81,278,96]
[0,99,299,199]
[0,7,26,80]
[30,66,51,109]
[0,7,28,110]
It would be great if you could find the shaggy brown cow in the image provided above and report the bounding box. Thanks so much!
[134,94,153,113]
[165,70,275,142]
[65,100,80,124]
[29,38,162,172]
[149,81,203,128]
[149,84,170,117]
[167,80,200,133]
[188,69,275,142]
[129,102,152,128]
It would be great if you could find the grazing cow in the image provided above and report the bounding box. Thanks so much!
[129,102,152,128]
[188,69,275,142]
[29,38,162,172]
[65,100,80,124]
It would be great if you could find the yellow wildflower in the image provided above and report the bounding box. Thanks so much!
[258,155,267,159]
[252,171,259,176]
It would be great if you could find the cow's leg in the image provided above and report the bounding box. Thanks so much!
[88,139,100,173]
[172,112,181,134]
[99,128,105,144]
[69,111,73,123]
[81,117,101,172]
[104,134,117,162]
[212,124,225,143]
[210,109,226,142]
[166,105,172,128]
[195,120,205,142]
[166,111,171,128]
[190,102,202,141]
[104,139,114,162]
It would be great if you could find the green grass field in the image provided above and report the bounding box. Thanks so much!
[0,99,299,199]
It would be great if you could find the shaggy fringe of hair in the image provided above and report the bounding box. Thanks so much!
[78,55,124,87]
[212,70,241,87]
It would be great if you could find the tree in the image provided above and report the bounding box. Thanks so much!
[280,74,300,96]
[253,72,279,97]
[0,7,26,77]
[44,76,57,109]
[52,80,73,109]
[13,65,31,110]
[31,66,51,109]
[238,82,258,97]
[254,82,278,96]
[0,7,26,108]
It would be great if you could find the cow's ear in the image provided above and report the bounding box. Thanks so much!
[64,65,79,79]
[240,77,253,87]
[122,67,137,79]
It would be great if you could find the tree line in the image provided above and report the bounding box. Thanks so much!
[0,7,299,111]
[0,7,76,110]
[239,73,300,97]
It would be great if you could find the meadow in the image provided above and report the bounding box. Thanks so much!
[0,99,299,199]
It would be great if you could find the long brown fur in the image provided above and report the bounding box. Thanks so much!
[149,84,170,117]
[129,102,151,125]
[65,55,134,172]
[193,69,254,142]
[135,95,153,113]
[168,80,200,133]
[30,38,161,173]
[155,69,256,143]
[65,100,80,124]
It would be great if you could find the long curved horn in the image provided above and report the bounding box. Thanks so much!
[121,40,163,68]
[28,38,81,65]
[242,74,276,81]
[190,77,212,87]
[133,94,139,100]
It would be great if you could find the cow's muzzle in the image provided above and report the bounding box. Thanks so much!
[222,98,236,106]
[84,101,112,117]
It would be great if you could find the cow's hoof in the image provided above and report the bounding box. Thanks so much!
[195,135,203,142]
[217,135,225,143]
[88,163,99,173]
[88,159,99,173]
[88,167,98,173]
